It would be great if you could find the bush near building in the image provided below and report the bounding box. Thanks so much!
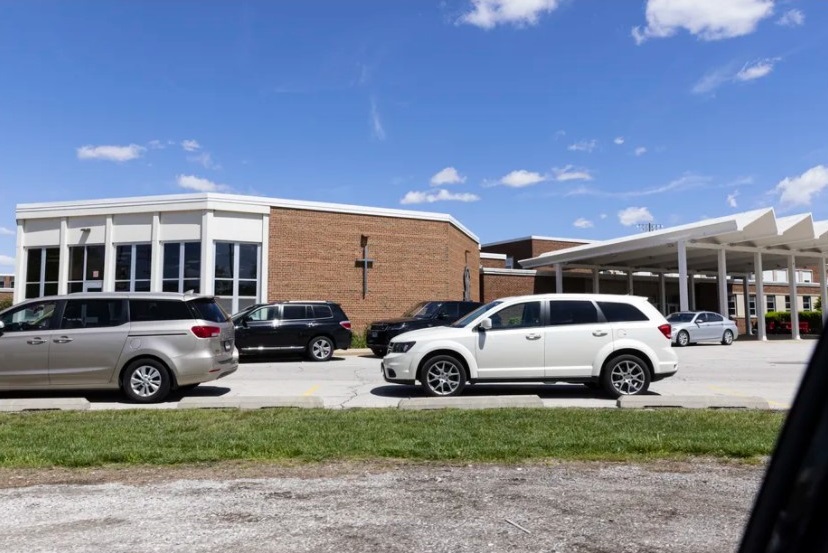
[763,310,823,334]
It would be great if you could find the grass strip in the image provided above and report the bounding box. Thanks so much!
[0,408,785,468]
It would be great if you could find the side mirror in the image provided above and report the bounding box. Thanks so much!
[0,320,4,334]
[479,318,492,331]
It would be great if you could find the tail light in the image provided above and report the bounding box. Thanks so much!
[340,321,352,330]
[658,323,672,340]
[191,325,221,338]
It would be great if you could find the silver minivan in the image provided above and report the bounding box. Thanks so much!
[0,292,238,403]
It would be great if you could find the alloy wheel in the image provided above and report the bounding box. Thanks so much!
[426,360,462,396]
[610,360,647,395]
[130,365,162,398]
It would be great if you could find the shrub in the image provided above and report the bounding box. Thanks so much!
[0,298,12,312]
[350,330,367,349]
[762,310,823,334]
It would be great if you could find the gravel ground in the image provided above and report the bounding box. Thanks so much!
[0,460,764,553]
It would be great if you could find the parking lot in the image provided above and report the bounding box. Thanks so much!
[4,338,811,410]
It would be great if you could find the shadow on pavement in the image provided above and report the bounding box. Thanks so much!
[239,354,345,364]
[370,383,661,400]
[0,385,231,405]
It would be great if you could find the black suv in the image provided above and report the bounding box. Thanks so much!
[232,301,352,362]
[366,300,482,357]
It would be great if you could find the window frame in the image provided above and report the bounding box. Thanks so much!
[162,241,201,294]
[25,247,60,299]
[486,301,543,331]
[68,244,106,294]
[115,243,152,292]
[214,241,260,315]
[803,296,812,311]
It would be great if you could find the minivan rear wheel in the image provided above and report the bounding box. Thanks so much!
[122,359,172,403]
[421,355,466,397]
[601,354,651,398]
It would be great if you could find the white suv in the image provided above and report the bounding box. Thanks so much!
[382,294,678,398]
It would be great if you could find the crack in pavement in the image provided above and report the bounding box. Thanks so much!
[336,367,381,409]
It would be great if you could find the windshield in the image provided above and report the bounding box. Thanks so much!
[450,301,502,328]
[667,312,696,323]
[189,298,229,323]
[403,301,441,319]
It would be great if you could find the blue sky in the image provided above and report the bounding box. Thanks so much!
[1,0,827,269]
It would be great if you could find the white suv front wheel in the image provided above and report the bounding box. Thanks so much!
[421,355,467,397]
[602,354,651,398]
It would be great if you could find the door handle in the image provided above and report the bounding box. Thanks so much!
[592,330,608,337]
[53,336,74,344]
[525,333,541,340]
[27,338,46,345]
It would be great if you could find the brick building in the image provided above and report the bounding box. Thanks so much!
[0,273,12,303]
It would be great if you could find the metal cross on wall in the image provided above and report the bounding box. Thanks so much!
[355,235,374,299]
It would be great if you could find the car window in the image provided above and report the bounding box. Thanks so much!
[597,302,649,323]
[188,298,228,323]
[452,301,501,328]
[0,300,58,332]
[489,301,542,330]
[696,313,708,323]
[312,305,333,319]
[248,306,279,321]
[667,312,694,323]
[707,313,724,322]
[458,302,481,316]
[129,300,193,322]
[61,299,127,329]
[548,300,599,326]
[438,303,459,319]
[282,305,308,320]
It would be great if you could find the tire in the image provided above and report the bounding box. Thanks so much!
[307,336,334,362]
[370,347,386,358]
[676,330,690,347]
[122,359,172,403]
[420,355,467,397]
[722,329,734,346]
[584,382,600,390]
[601,354,651,398]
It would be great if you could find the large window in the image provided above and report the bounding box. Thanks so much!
[25,247,59,299]
[803,296,812,311]
[115,244,151,292]
[728,295,737,317]
[749,294,757,317]
[766,295,776,313]
[785,295,792,312]
[68,245,105,293]
[214,242,259,315]
[163,242,201,293]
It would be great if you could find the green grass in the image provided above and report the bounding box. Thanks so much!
[0,408,785,468]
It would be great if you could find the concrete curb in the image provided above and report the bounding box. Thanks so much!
[335,348,374,357]
[177,396,324,410]
[398,395,544,410]
[617,395,771,410]
[0,398,91,412]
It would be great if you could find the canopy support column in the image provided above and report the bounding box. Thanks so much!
[555,263,563,294]
[678,240,689,311]
[717,248,728,317]
[821,257,827,325]
[659,273,667,315]
[755,252,767,341]
[743,274,752,336]
[592,268,600,294]
[789,255,800,340]
[627,271,634,295]
[688,273,696,310]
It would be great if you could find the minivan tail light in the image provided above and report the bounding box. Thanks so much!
[340,321,352,330]
[191,325,221,338]
[658,323,672,340]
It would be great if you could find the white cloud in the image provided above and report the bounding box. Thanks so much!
[76,144,145,162]
[618,206,654,226]
[0,254,14,267]
[632,0,774,44]
[735,58,779,82]
[430,166,466,186]
[147,139,166,150]
[635,146,648,156]
[774,165,828,207]
[553,129,566,140]
[614,137,625,145]
[500,169,548,188]
[188,152,221,170]
[599,213,608,220]
[176,174,230,193]
[567,139,597,153]
[370,97,386,141]
[0,227,14,236]
[458,0,562,29]
[727,191,739,208]
[777,9,804,27]
[181,139,201,152]
[400,189,480,205]
[573,218,594,229]
[553,165,592,182]
[692,66,735,95]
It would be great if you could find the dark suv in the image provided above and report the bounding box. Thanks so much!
[232,301,352,362]
[366,300,482,357]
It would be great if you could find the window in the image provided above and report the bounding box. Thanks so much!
[597,302,648,322]
[25,247,59,299]
[214,242,260,314]
[505,256,514,269]
[282,304,308,320]
[188,298,228,323]
[115,244,151,292]
[0,300,58,332]
[437,303,459,319]
[766,295,776,313]
[128,299,193,322]
[707,313,724,322]
[248,306,279,321]
[785,295,791,312]
[803,296,812,311]
[798,270,813,284]
[312,305,333,319]
[61,299,127,329]
[488,301,541,329]
[548,300,599,326]
[728,295,737,317]
[696,313,708,323]
[749,295,757,317]
[163,242,201,294]
[68,245,105,293]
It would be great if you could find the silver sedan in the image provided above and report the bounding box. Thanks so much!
[667,311,739,347]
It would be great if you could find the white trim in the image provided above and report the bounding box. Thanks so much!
[13,221,24,303]
[480,252,508,260]
[16,192,478,243]
[480,268,537,276]
[482,235,595,248]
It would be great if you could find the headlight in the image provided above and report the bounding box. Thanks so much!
[388,323,408,331]
[390,341,416,353]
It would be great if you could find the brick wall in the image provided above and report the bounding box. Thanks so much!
[268,207,479,334]
[481,238,589,268]
[480,257,507,269]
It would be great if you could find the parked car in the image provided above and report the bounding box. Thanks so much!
[667,311,738,347]
[0,292,238,403]
[381,293,678,398]
[366,300,482,357]
[232,301,351,362]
